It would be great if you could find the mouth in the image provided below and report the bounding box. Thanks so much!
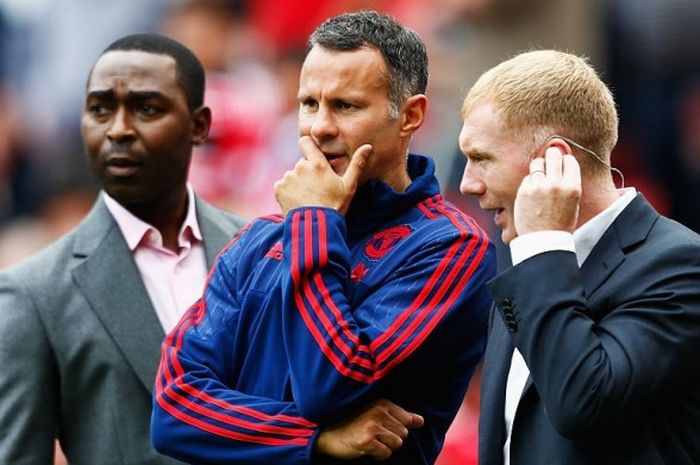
[322,152,344,160]
[104,155,141,177]
[322,152,347,172]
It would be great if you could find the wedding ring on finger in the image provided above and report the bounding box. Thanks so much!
[530,169,546,176]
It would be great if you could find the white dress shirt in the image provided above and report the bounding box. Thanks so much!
[103,184,208,333]
[502,188,637,464]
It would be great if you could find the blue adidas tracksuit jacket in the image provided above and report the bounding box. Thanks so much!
[152,155,497,464]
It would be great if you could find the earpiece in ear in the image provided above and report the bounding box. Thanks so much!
[545,146,563,157]
[546,137,572,156]
[547,134,626,188]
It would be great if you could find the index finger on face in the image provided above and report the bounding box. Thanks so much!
[298,136,326,163]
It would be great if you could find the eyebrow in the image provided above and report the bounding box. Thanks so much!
[86,89,114,100]
[462,147,493,159]
[472,149,493,157]
[129,91,168,101]
[86,90,168,101]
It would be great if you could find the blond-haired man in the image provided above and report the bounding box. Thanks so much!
[459,50,700,465]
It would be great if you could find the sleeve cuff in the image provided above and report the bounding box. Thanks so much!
[306,427,323,464]
[510,230,575,266]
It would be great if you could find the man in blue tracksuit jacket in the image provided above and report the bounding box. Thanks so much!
[152,11,496,464]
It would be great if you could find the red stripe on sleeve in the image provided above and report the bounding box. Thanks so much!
[375,235,478,365]
[161,349,314,435]
[156,394,309,446]
[304,209,314,274]
[292,282,374,381]
[370,238,464,351]
[317,209,328,267]
[380,235,489,374]
[288,198,489,382]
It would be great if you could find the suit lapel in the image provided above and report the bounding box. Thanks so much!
[195,195,241,267]
[72,199,165,393]
[480,304,515,465]
[579,237,624,300]
[70,196,242,393]
[580,194,658,299]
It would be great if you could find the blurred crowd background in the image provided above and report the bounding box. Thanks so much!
[0,0,698,463]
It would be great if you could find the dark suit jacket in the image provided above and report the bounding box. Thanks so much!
[479,194,700,465]
[0,195,246,465]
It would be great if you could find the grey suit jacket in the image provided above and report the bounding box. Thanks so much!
[479,195,700,464]
[0,195,246,465]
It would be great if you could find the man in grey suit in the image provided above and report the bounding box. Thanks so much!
[459,50,700,464]
[0,34,245,464]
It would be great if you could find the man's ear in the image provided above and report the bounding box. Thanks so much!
[530,134,573,161]
[399,94,427,137]
[547,137,573,156]
[191,106,212,145]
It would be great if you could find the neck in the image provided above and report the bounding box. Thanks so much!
[380,149,412,193]
[384,169,412,193]
[576,174,620,228]
[125,189,189,252]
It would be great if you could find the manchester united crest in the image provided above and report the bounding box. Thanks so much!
[364,225,412,260]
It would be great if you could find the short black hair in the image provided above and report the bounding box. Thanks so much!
[97,33,205,110]
[308,10,428,118]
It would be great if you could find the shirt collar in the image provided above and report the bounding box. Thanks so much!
[345,154,440,241]
[573,187,637,266]
[103,183,202,251]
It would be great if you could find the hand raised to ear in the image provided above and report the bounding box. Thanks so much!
[514,146,581,236]
[274,136,372,216]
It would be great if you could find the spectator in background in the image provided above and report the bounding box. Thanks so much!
[432,0,605,269]
[2,0,170,217]
[0,34,245,464]
[459,49,700,465]
[0,5,33,222]
[161,0,437,220]
[0,183,96,268]
[607,0,700,232]
[160,0,288,218]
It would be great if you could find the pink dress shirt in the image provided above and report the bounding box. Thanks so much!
[103,185,208,333]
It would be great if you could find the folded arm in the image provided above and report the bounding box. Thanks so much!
[280,205,495,421]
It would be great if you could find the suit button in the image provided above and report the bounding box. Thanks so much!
[503,304,517,331]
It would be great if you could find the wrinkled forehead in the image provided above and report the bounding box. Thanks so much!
[87,50,179,93]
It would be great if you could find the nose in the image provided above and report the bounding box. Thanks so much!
[459,162,486,196]
[309,105,338,141]
[106,107,136,142]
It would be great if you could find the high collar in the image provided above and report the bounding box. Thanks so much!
[345,154,440,240]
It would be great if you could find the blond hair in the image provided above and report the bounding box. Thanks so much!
[462,50,618,173]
